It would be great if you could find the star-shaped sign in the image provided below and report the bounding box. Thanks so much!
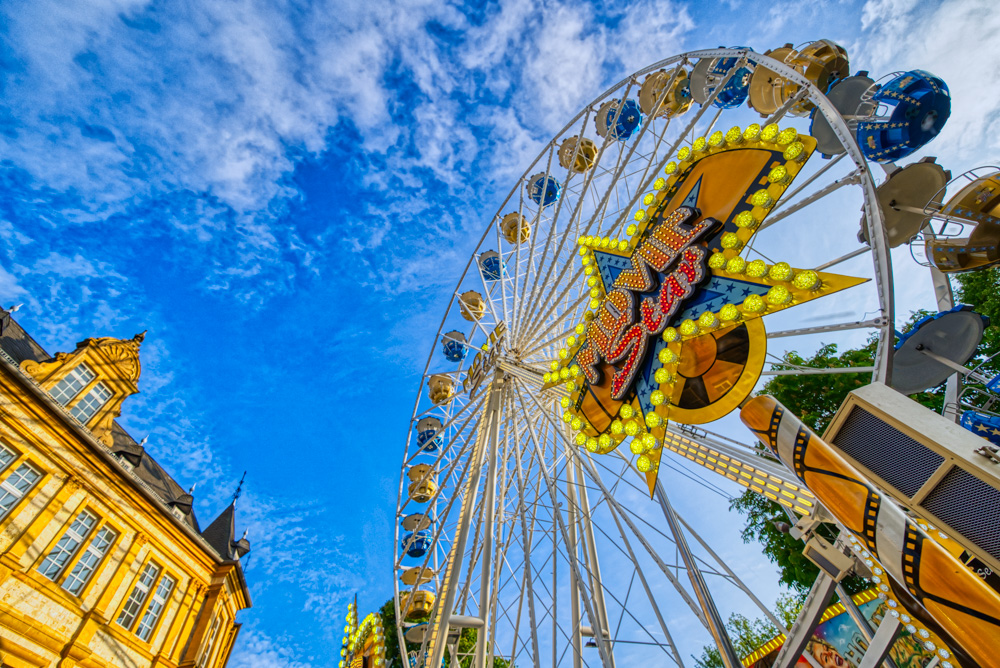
[544,122,867,496]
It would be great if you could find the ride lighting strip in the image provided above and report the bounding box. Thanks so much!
[661,430,816,514]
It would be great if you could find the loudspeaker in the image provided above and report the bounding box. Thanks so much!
[824,382,1000,578]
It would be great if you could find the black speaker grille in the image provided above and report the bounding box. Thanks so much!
[923,467,1000,562]
[831,407,944,497]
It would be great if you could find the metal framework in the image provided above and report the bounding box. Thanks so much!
[393,47,906,668]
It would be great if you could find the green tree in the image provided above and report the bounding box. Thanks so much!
[693,593,803,668]
[379,599,510,668]
[954,267,1000,376]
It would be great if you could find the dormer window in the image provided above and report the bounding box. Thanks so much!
[50,364,96,406]
[69,382,112,423]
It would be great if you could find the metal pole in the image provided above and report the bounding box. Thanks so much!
[474,375,504,668]
[565,444,584,668]
[574,454,617,667]
[654,480,741,668]
[425,376,501,668]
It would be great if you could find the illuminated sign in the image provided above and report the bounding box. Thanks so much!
[546,123,867,495]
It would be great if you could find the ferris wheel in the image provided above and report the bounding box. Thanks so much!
[392,44,970,668]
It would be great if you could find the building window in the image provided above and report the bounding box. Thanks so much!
[69,382,112,423]
[117,562,159,629]
[0,443,17,473]
[135,573,175,641]
[198,616,222,668]
[62,525,117,596]
[38,509,97,580]
[0,462,41,518]
[50,365,96,406]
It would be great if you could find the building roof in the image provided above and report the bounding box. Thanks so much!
[0,313,207,534]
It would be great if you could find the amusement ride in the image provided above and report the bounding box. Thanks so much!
[384,43,1000,668]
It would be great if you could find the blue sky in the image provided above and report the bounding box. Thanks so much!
[2,0,999,665]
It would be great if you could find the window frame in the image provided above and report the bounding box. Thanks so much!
[59,520,119,598]
[68,380,113,424]
[116,560,161,631]
[49,363,97,407]
[0,452,43,522]
[134,570,176,642]
[37,507,98,581]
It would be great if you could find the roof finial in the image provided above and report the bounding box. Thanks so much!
[188,483,197,494]
[139,435,148,447]
[232,471,246,505]
[133,330,147,344]
[7,304,22,313]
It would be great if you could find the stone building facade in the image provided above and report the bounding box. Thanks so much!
[0,309,250,667]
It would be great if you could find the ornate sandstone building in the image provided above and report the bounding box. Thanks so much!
[0,308,250,667]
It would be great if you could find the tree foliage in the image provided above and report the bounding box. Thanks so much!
[693,594,803,668]
[379,599,510,668]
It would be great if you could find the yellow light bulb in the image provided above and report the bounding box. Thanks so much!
[630,437,646,454]
[543,372,551,382]
[586,437,599,452]
[598,433,612,449]
[768,261,793,281]
[783,141,805,162]
[578,246,588,256]
[760,123,780,142]
[611,419,624,435]
[601,236,610,247]
[792,270,821,290]
[584,311,596,321]
[587,276,597,287]
[558,348,569,359]
[664,161,678,175]
[581,255,591,266]
[626,223,637,236]
[570,417,583,430]
[767,165,789,184]
[551,360,560,371]
[654,177,666,189]
[642,432,656,449]
[643,193,655,205]
[720,232,743,250]
[646,412,661,428]
[589,288,600,298]
[698,311,719,329]
[575,432,587,445]
[679,319,699,336]
[575,323,586,334]
[559,367,570,379]
[751,189,774,209]
[634,210,646,221]
[677,146,691,161]
[708,252,727,269]
[662,327,679,342]
[567,335,577,346]
[743,123,761,141]
[565,380,576,391]
[658,348,678,364]
[563,411,574,423]
[693,136,707,151]
[570,364,580,376]
[584,266,594,275]
[650,390,665,406]
[766,285,792,305]
[560,396,571,408]
[746,259,767,277]
[637,455,654,472]
[777,128,798,146]
[725,126,743,144]
[654,367,674,384]
[624,420,640,436]
[719,303,740,322]
[726,256,746,274]
[742,293,766,313]
[619,404,634,419]
[734,210,759,229]
[709,130,725,147]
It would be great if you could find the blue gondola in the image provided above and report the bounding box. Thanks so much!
[480,250,505,281]
[401,530,433,558]
[441,331,468,363]
[527,173,561,207]
[416,417,443,452]
[857,70,950,163]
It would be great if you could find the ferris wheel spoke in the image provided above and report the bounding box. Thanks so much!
[756,169,863,235]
